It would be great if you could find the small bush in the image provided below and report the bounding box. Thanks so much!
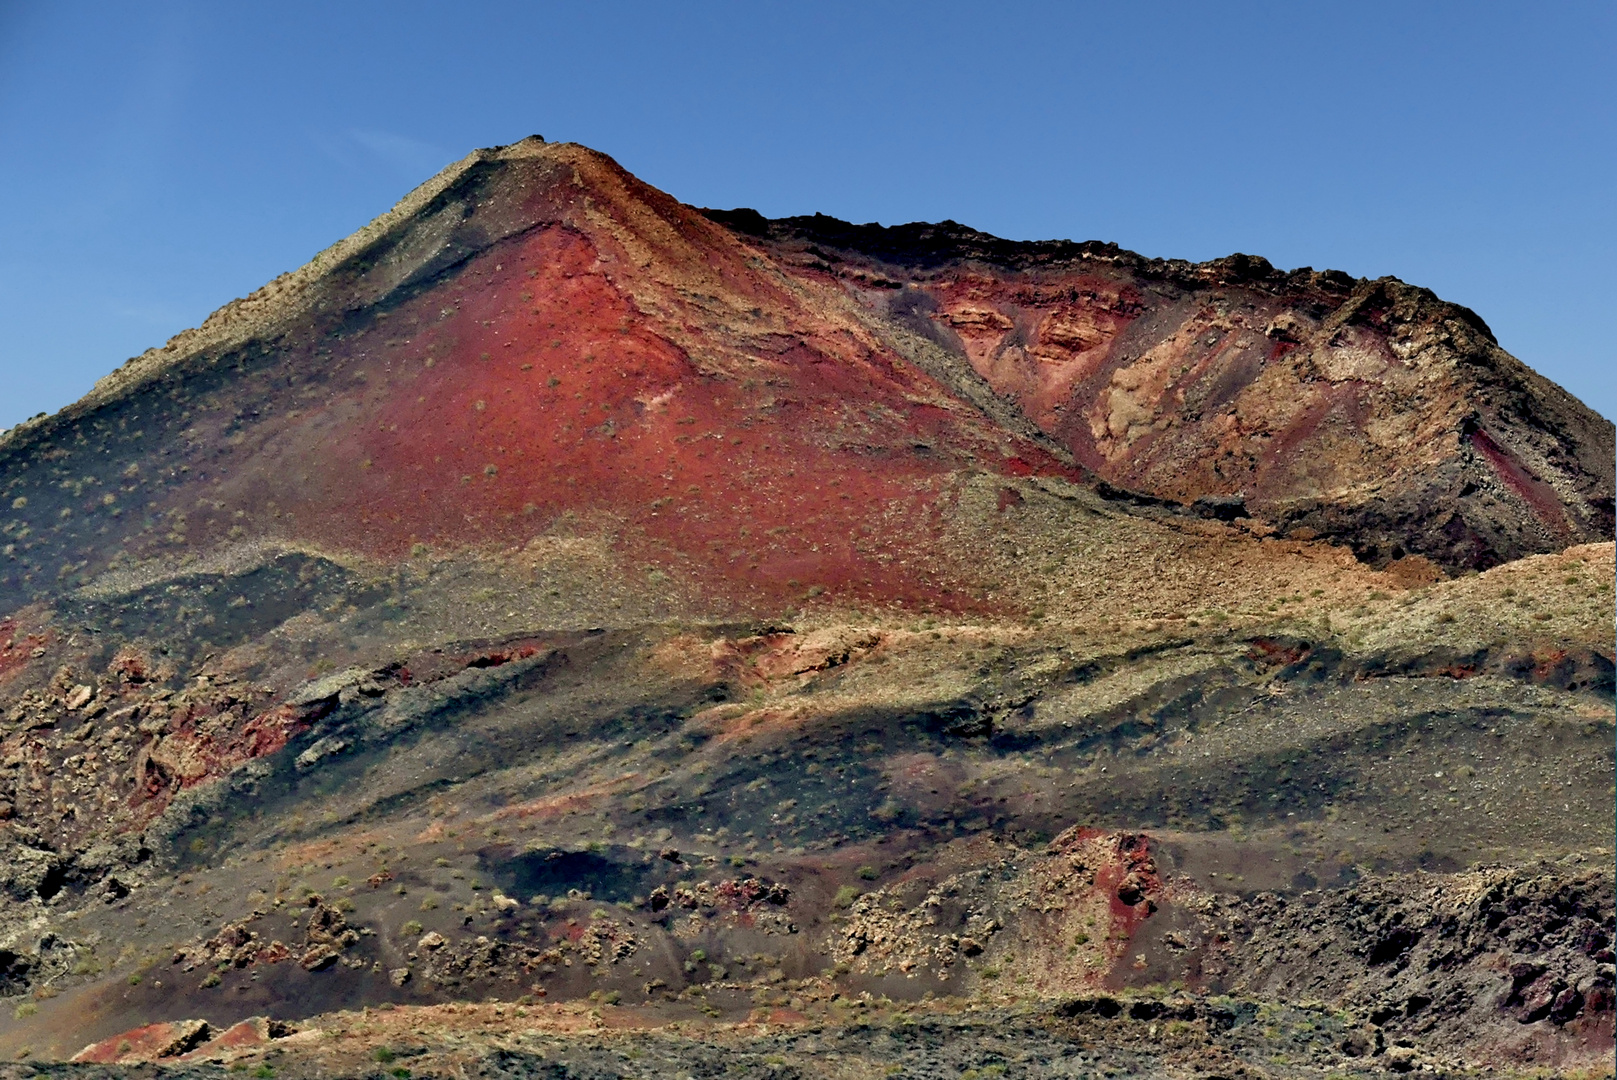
[856,865,878,881]
[402,920,423,936]
[372,1048,396,1064]
[833,885,861,909]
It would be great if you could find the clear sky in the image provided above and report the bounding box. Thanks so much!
[1,1,1611,430]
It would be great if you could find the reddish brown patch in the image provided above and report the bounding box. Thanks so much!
[1570,984,1616,1053]
[462,643,543,669]
[711,877,790,907]
[1469,427,1572,538]
[128,699,332,820]
[1095,833,1161,943]
[107,647,153,685]
[179,1018,278,1060]
[706,634,795,686]
[255,941,291,964]
[71,1021,211,1064]
[235,704,321,760]
[1247,638,1309,668]
[1047,827,1164,975]
[0,619,51,687]
[767,1007,809,1024]
[1266,338,1299,361]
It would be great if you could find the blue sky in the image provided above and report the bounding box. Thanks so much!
[0,1,1611,428]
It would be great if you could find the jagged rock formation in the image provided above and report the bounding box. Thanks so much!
[0,139,1609,1076]
[706,209,1614,571]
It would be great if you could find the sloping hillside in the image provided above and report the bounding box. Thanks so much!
[0,139,1610,1076]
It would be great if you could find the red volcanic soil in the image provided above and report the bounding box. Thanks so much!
[175,152,1082,614]
[0,615,50,688]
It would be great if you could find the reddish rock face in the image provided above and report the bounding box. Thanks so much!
[71,1018,212,1063]
[711,212,1614,570]
[72,1015,291,1065]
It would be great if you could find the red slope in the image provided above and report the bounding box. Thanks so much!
[159,143,1080,613]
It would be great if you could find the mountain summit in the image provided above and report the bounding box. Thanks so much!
[0,140,1611,1076]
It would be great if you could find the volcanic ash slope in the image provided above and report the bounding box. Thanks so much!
[0,137,1611,1077]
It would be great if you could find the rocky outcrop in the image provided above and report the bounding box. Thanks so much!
[706,211,1614,572]
[1226,866,1615,1057]
[72,1015,298,1065]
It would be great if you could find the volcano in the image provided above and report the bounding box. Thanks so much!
[0,138,1611,1077]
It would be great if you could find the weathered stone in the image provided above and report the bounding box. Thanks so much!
[299,944,339,971]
